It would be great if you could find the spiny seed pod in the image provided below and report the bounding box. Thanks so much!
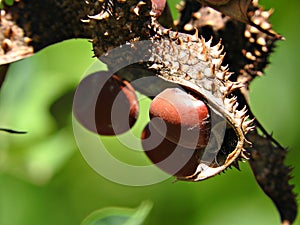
[149,88,210,149]
[84,0,152,57]
[73,72,139,136]
[177,0,278,84]
[140,24,253,180]
[176,0,279,112]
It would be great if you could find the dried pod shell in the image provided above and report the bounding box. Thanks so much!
[142,27,252,180]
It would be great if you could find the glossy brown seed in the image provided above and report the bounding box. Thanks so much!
[142,123,201,178]
[73,72,138,135]
[149,88,210,149]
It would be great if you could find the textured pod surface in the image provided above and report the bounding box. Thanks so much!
[85,0,152,57]
[0,8,33,64]
[176,0,278,99]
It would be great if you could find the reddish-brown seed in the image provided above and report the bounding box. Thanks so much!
[73,72,138,135]
[142,123,201,178]
[149,88,210,149]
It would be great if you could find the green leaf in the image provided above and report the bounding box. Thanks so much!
[81,201,152,225]
[4,0,14,6]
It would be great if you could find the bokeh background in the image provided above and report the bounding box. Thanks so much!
[0,0,300,224]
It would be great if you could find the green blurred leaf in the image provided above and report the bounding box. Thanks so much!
[81,201,152,225]
[4,0,14,6]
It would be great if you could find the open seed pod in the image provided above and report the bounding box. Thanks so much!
[142,87,210,179]
[138,26,253,181]
[142,87,243,179]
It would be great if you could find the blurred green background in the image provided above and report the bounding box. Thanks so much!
[0,0,299,224]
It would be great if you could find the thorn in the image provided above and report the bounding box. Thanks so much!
[214,39,222,50]
[232,102,239,112]
[256,37,266,46]
[81,18,90,23]
[224,96,237,112]
[88,11,110,20]
[171,32,179,40]
[214,45,224,57]
[149,63,163,70]
[149,11,156,16]
[194,28,199,39]
[235,106,248,119]
[242,118,255,133]
[241,149,250,160]
[216,71,224,80]
[224,72,232,80]
[137,1,146,6]
[205,36,213,47]
[163,28,171,35]
[212,57,223,69]
[245,126,255,133]
[133,6,140,16]
[232,160,241,171]
[176,37,183,45]
[244,138,252,147]
[200,37,207,58]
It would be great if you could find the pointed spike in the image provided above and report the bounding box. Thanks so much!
[235,107,248,119]
[220,86,228,95]
[194,27,199,39]
[163,28,171,35]
[133,6,140,16]
[177,37,183,45]
[214,45,224,57]
[81,18,90,23]
[244,138,252,147]
[216,71,225,80]
[224,72,232,80]
[137,1,146,6]
[214,39,222,50]
[232,160,241,171]
[241,149,250,160]
[232,102,239,112]
[242,118,255,133]
[88,11,110,20]
[171,32,179,40]
[205,36,213,47]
